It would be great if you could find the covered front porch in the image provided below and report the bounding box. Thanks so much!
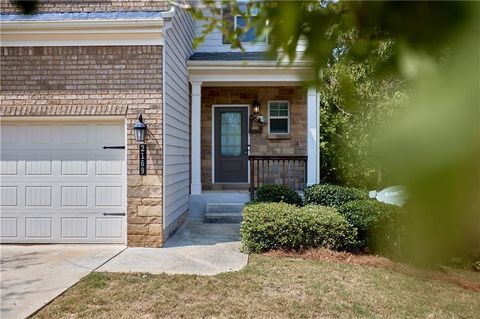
[188,57,320,201]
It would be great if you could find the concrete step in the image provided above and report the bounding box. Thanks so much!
[204,202,244,224]
[200,191,250,203]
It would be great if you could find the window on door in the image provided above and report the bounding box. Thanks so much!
[220,112,242,157]
[268,101,290,134]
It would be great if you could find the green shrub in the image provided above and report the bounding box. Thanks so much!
[255,184,303,206]
[301,205,359,252]
[240,202,358,253]
[304,184,367,208]
[338,199,404,255]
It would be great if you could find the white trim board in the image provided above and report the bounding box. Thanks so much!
[189,64,314,85]
[211,104,251,185]
[0,19,165,46]
[0,116,125,123]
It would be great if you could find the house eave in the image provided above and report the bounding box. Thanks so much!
[187,59,313,68]
[188,61,315,86]
[0,19,165,46]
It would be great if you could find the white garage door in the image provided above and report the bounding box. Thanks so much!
[0,120,126,243]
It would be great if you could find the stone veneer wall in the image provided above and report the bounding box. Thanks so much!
[201,86,307,189]
[0,0,169,13]
[0,46,164,247]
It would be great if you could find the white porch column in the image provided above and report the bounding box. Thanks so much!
[191,81,202,194]
[307,86,319,186]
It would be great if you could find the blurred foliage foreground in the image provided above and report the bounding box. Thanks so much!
[190,1,480,266]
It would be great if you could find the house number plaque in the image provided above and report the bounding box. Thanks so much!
[139,144,147,175]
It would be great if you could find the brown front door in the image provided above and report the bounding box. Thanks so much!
[214,107,249,183]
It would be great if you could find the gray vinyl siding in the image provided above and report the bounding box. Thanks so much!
[194,9,305,53]
[163,7,195,228]
[195,11,269,53]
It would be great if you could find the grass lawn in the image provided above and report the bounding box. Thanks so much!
[34,254,480,319]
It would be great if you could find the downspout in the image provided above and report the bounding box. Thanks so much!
[160,5,176,232]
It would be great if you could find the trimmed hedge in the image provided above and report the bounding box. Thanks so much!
[304,184,367,208]
[338,199,404,254]
[240,202,358,253]
[255,184,303,206]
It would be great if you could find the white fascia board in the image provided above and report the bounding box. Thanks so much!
[187,60,313,68]
[0,19,165,46]
[188,64,314,84]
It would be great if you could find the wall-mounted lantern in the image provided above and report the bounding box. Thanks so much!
[252,98,260,115]
[249,98,266,134]
[133,114,147,143]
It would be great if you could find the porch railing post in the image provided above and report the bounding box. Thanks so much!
[304,157,308,189]
[249,156,255,200]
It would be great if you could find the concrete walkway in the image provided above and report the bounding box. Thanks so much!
[97,222,248,275]
[0,244,125,319]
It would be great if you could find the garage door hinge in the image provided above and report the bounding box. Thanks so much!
[102,146,125,149]
[103,213,126,216]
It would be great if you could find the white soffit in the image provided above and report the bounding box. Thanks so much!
[0,19,165,46]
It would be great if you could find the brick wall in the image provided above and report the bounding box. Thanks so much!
[201,86,307,189]
[0,0,169,13]
[0,45,164,247]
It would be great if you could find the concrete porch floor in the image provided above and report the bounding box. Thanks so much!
[97,220,248,275]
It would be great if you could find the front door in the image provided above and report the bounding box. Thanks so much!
[214,107,248,183]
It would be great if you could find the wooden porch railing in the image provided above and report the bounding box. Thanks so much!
[249,155,308,200]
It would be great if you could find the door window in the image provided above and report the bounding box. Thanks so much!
[220,112,242,157]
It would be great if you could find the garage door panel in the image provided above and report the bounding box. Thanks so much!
[96,125,124,145]
[61,125,89,144]
[26,156,53,176]
[1,125,18,144]
[0,217,17,237]
[25,186,52,207]
[27,125,53,144]
[25,217,52,238]
[61,217,88,238]
[0,186,18,206]
[96,217,123,239]
[1,156,18,175]
[61,186,88,207]
[1,122,126,244]
[61,156,89,176]
[95,157,123,176]
[95,186,123,207]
